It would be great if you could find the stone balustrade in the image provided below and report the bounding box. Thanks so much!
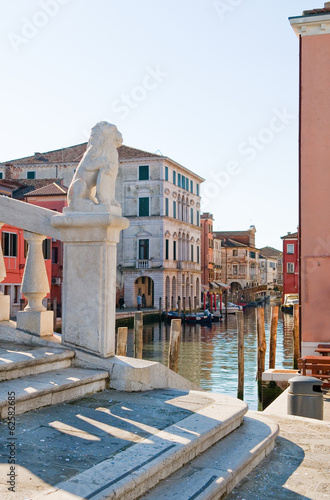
[16,231,54,336]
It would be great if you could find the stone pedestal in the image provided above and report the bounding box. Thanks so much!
[51,211,129,357]
[0,295,10,321]
[16,310,54,336]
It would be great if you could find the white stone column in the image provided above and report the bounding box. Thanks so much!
[16,231,53,335]
[51,212,129,357]
[0,223,10,321]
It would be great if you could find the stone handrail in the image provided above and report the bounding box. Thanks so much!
[0,195,60,240]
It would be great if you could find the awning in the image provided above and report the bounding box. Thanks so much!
[210,281,230,289]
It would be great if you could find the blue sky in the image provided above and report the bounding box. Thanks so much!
[0,0,309,249]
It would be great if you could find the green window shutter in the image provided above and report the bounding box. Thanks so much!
[139,197,149,216]
[139,165,149,180]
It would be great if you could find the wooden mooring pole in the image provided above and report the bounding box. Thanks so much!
[189,296,192,314]
[293,303,300,369]
[269,306,279,369]
[159,297,162,317]
[116,327,128,356]
[237,310,244,400]
[165,296,168,320]
[134,311,143,359]
[168,319,181,373]
[257,307,266,401]
[194,296,197,313]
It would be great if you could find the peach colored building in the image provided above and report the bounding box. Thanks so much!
[290,3,330,355]
[201,213,214,287]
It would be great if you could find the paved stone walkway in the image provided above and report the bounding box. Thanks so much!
[227,391,330,500]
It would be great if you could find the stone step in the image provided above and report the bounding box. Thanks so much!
[141,412,279,500]
[0,345,75,381]
[35,392,248,500]
[0,367,109,418]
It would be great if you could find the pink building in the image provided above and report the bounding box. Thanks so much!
[290,3,330,355]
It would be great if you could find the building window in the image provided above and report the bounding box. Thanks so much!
[139,239,149,260]
[139,165,149,180]
[191,244,194,262]
[42,239,51,260]
[181,175,185,189]
[173,171,176,185]
[165,166,168,181]
[173,200,176,219]
[250,251,256,259]
[233,249,238,256]
[165,239,169,260]
[173,240,177,261]
[287,262,294,273]
[0,172,3,179]
[197,210,200,226]
[197,246,200,264]
[178,173,181,187]
[186,177,189,191]
[165,198,169,216]
[196,184,200,196]
[2,232,17,257]
[190,208,193,225]
[269,262,276,269]
[27,171,36,179]
[139,197,149,216]
[287,244,294,254]
[190,180,193,193]
[233,264,238,275]
[52,246,59,264]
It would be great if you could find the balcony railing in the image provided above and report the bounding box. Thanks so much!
[136,259,151,269]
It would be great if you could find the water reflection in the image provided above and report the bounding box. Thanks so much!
[127,305,294,411]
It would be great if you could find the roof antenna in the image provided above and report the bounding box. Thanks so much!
[154,149,163,156]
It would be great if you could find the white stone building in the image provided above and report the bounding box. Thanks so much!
[258,246,283,287]
[2,143,204,309]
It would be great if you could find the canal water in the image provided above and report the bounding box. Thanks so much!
[126,305,294,411]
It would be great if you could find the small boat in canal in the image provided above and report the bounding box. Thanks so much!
[220,302,243,314]
[281,294,299,314]
[184,310,213,326]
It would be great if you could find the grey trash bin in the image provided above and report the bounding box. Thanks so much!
[288,375,323,420]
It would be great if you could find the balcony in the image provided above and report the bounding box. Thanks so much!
[136,259,151,269]
[177,261,201,271]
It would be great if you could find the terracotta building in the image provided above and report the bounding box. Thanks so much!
[0,179,63,315]
[290,4,330,354]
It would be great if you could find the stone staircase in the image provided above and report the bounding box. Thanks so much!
[0,343,279,500]
[0,344,109,419]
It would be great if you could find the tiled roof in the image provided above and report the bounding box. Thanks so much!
[259,246,282,258]
[25,182,68,197]
[221,238,248,248]
[303,6,330,16]
[213,230,251,239]
[3,143,162,166]
[0,178,63,199]
[281,232,298,240]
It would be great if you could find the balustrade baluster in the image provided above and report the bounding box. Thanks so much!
[16,231,53,336]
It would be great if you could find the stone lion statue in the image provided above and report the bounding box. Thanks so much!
[67,121,123,211]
